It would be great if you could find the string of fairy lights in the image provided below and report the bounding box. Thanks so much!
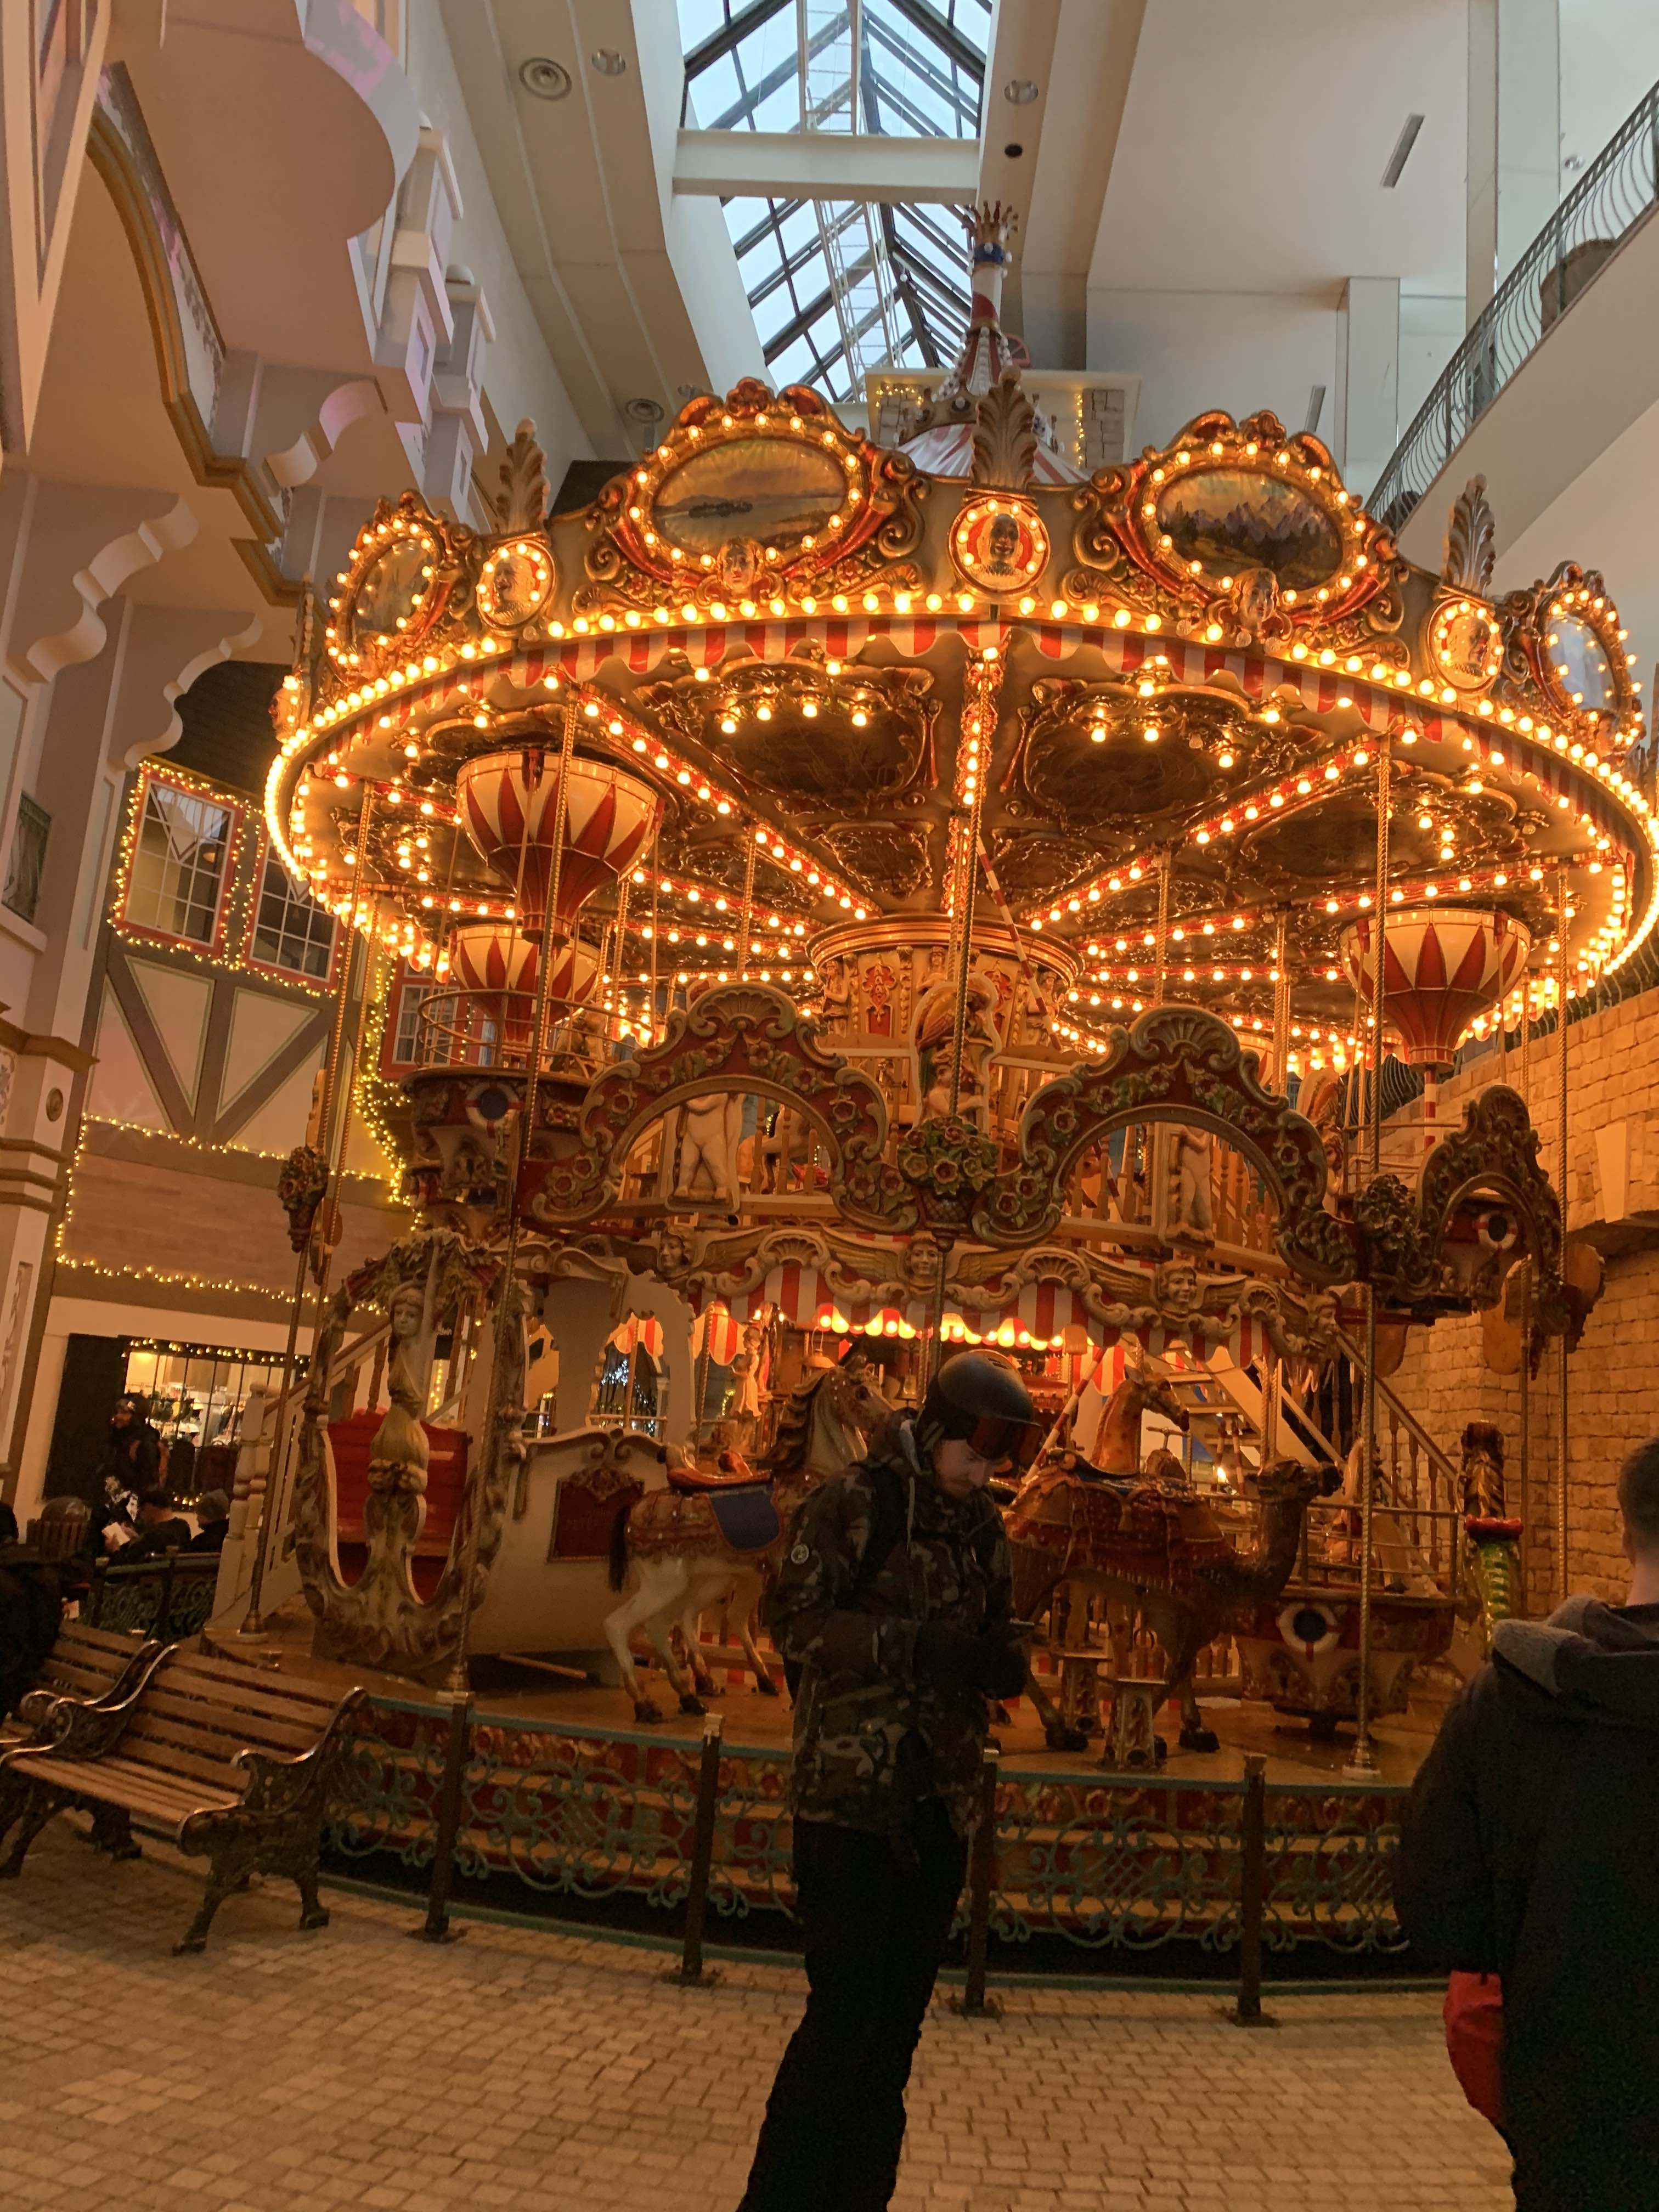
[259,450,1659,1107]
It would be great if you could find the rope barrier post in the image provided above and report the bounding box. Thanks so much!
[415,1690,473,1945]
[1229,1753,1274,2028]
[669,1711,725,1988]
[953,1746,1002,2019]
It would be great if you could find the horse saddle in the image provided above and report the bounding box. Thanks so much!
[667,1449,760,1494]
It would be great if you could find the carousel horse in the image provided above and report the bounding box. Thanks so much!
[1007,1448,1340,1753]
[602,1361,882,1722]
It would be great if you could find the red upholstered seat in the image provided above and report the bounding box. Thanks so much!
[328,1409,470,1601]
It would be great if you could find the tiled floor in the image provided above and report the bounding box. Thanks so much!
[0,1822,1513,2211]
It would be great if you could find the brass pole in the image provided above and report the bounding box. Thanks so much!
[738,829,759,982]
[445,702,583,1695]
[1272,909,1290,1089]
[608,875,631,1041]
[1556,868,1571,1602]
[1531,1274,1539,1619]
[1346,742,1390,1780]
[1153,850,1172,1008]
[647,833,661,1042]
[242,789,375,1636]
[947,679,991,1116]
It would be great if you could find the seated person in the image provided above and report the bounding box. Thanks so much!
[187,1489,231,1553]
[112,1487,193,1561]
[0,1503,65,1719]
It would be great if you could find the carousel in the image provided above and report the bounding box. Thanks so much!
[239,207,1644,1787]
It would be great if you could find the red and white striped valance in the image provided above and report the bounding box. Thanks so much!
[689,1265,1274,1368]
[609,1314,665,1359]
[692,1306,742,1365]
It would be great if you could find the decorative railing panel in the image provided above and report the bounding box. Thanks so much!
[324,1699,1414,1971]
[87,1555,221,1641]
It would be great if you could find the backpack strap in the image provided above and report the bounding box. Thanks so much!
[848,1457,909,1605]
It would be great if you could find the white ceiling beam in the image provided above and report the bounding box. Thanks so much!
[673,128,980,204]
[990,0,1145,369]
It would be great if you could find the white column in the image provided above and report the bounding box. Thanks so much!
[1468,0,1561,325]
[1334,278,1401,500]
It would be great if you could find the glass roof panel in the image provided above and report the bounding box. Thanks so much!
[680,0,985,401]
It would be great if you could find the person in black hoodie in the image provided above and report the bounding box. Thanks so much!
[0,1504,65,1719]
[1395,1435,1659,2210]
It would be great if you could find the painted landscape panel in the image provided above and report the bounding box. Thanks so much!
[653,439,848,557]
[1154,468,1342,590]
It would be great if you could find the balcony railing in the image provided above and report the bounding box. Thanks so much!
[1370,78,1659,533]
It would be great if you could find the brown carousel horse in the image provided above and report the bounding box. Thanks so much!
[603,1359,884,1721]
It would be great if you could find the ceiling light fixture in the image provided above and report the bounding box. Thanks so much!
[1381,112,1425,188]
[1003,78,1040,105]
[590,48,628,77]
[518,57,572,100]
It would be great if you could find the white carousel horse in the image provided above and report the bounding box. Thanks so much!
[601,1361,883,1721]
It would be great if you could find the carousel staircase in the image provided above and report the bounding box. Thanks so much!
[206,1313,396,1640]
[1148,1353,1341,1477]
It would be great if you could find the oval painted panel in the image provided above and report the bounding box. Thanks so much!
[354,538,430,640]
[1545,612,1616,712]
[1154,468,1342,590]
[652,438,849,558]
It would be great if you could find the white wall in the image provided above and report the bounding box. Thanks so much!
[1398,293,1465,436]
[1085,287,1339,452]
[1560,1,1659,179]
[403,0,591,481]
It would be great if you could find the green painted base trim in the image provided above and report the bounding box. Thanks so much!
[317,1870,1438,1996]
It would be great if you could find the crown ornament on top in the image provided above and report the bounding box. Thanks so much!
[967,200,1018,267]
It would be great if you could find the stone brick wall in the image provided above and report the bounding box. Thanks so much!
[1388,983,1659,1612]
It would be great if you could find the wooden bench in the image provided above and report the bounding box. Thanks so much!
[1,1620,163,1756]
[0,1646,365,1954]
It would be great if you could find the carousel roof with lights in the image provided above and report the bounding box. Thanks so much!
[268,371,1651,1089]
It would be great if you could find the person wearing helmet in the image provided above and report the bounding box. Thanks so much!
[738,1351,1042,2212]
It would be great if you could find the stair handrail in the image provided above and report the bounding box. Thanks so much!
[1331,1324,1462,1494]
[1370,76,1659,529]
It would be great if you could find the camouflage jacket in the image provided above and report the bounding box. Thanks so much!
[765,1422,1014,1839]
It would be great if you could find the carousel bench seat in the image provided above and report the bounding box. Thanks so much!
[328,1409,469,1601]
[0,1646,365,1954]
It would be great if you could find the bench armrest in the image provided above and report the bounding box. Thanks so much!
[4,1641,172,1764]
[224,1686,370,1821]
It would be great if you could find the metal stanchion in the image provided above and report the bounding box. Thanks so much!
[953,1747,1001,2019]
[414,1691,473,1944]
[1229,1752,1274,2027]
[668,1712,724,1988]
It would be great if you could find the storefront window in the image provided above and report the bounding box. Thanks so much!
[121,1339,302,1500]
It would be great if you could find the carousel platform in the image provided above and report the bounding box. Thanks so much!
[212,1602,1440,1984]
[215,1598,1447,1790]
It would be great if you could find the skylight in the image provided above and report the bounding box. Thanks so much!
[679,0,989,400]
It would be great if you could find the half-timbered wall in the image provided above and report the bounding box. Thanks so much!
[13,678,410,1515]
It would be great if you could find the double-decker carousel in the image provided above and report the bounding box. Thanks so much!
[245,256,1646,1798]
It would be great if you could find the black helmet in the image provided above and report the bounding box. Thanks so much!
[919,1352,1042,1472]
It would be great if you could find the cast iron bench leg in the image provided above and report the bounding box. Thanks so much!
[0,1780,59,1877]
